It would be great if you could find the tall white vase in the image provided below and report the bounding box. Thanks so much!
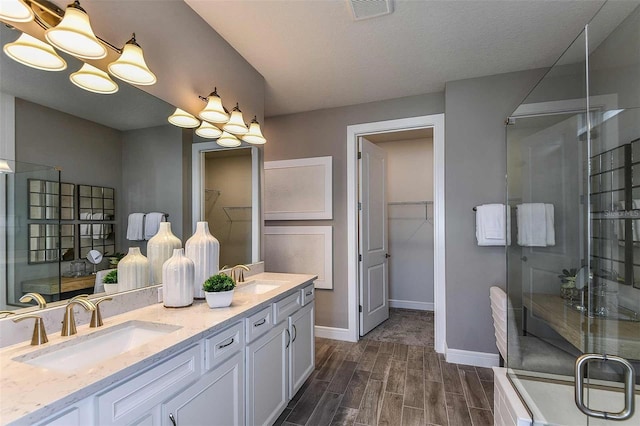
[162,249,194,308]
[185,221,220,299]
[117,247,150,291]
[147,222,181,285]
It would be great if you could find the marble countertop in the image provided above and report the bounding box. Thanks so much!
[0,272,316,425]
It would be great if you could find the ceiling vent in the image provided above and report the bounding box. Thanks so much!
[349,0,393,21]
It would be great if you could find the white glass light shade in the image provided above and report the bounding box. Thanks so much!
[168,108,199,128]
[0,159,14,174]
[222,105,248,135]
[198,90,229,123]
[217,131,241,148]
[196,121,223,139]
[242,117,266,145]
[108,40,156,85]
[69,63,118,94]
[0,0,33,22]
[3,33,67,71]
[44,4,107,60]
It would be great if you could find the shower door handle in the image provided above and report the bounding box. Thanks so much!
[575,353,635,420]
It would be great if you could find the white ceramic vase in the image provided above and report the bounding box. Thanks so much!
[147,222,181,285]
[162,248,194,308]
[204,290,234,308]
[185,221,220,299]
[117,247,150,291]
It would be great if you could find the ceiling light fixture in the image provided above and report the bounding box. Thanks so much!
[242,116,267,145]
[168,108,200,128]
[44,0,107,60]
[3,32,67,71]
[222,103,248,135]
[69,63,118,94]
[217,131,241,148]
[198,88,229,123]
[196,121,223,139]
[108,33,156,86]
[0,0,33,22]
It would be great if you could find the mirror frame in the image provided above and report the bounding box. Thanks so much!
[191,143,261,264]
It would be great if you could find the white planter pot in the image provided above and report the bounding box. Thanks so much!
[162,248,194,308]
[147,222,181,285]
[103,283,119,294]
[117,247,150,291]
[204,289,234,308]
[185,221,220,299]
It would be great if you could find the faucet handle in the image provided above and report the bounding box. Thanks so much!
[231,264,251,283]
[13,315,48,345]
[90,297,112,328]
[19,292,47,309]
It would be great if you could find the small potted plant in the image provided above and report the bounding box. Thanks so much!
[102,270,119,294]
[106,252,126,268]
[203,273,236,308]
[558,268,578,300]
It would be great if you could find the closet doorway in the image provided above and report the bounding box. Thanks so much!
[347,113,445,351]
[359,129,435,336]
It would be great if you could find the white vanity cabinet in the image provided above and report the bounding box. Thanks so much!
[246,291,315,426]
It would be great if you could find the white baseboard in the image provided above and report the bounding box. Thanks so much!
[315,325,356,342]
[446,347,500,368]
[389,299,434,311]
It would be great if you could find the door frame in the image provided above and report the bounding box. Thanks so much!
[346,114,446,352]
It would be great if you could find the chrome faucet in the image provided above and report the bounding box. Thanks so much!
[231,264,250,283]
[13,314,48,345]
[90,297,112,328]
[61,297,95,336]
[19,292,47,309]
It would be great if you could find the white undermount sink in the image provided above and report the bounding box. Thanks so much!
[14,320,181,372]
[235,279,288,295]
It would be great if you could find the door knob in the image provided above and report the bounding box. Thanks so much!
[385,253,391,258]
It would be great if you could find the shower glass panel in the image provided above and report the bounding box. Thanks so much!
[506,3,639,424]
[1,160,61,309]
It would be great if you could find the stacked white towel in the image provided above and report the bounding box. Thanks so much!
[127,213,146,241]
[476,204,510,246]
[517,203,555,247]
[614,200,640,243]
[144,212,166,240]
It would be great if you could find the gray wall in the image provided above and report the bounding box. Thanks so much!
[121,124,185,247]
[264,93,445,329]
[444,69,546,353]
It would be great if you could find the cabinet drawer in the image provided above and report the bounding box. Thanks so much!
[205,321,243,370]
[96,344,201,426]
[245,306,273,343]
[301,284,315,306]
[273,292,301,324]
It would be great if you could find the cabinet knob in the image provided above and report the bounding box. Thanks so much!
[169,413,177,426]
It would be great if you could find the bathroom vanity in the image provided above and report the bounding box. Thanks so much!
[0,272,316,426]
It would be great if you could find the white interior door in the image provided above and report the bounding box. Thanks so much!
[359,137,390,336]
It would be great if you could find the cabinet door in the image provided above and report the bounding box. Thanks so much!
[289,302,315,397]
[246,321,289,426]
[162,352,244,426]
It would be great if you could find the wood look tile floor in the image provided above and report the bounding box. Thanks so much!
[274,309,493,426]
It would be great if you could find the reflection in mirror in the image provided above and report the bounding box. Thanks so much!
[28,179,74,220]
[78,184,115,219]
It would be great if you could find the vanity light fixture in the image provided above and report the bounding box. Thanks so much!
[196,121,223,139]
[44,0,107,60]
[222,103,249,135]
[198,88,229,123]
[242,116,267,145]
[168,108,200,128]
[107,33,156,86]
[3,32,67,71]
[0,0,34,23]
[217,131,241,148]
[0,159,14,174]
[69,63,118,94]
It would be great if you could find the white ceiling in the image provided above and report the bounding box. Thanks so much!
[185,0,636,117]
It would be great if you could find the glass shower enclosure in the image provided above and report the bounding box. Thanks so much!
[506,2,639,424]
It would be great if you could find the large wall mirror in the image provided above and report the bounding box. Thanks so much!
[0,23,262,312]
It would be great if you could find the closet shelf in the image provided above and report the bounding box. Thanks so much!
[387,201,432,221]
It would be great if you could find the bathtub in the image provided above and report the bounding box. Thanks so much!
[494,367,639,425]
